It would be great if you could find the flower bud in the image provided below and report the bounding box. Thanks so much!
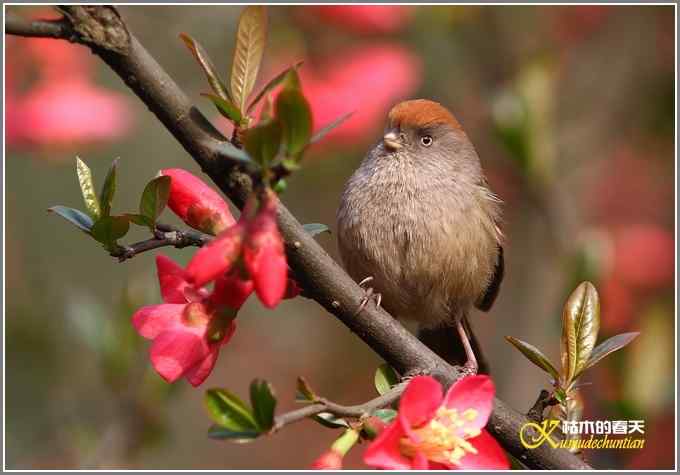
[243,191,288,308]
[311,450,343,470]
[161,168,235,235]
[186,222,245,287]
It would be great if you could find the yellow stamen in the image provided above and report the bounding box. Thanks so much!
[399,407,481,466]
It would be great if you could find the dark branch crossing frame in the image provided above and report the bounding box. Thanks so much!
[5,7,591,470]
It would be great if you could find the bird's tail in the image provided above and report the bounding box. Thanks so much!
[417,314,490,375]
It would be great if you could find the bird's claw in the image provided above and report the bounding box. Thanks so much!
[355,276,382,315]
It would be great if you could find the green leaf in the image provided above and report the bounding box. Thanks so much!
[374,364,399,396]
[295,376,317,402]
[201,93,243,124]
[179,33,232,102]
[231,6,267,113]
[275,72,312,158]
[76,157,101,219]
[99,158,118,218]
[371,408,398,424]
[90,215,130,246]
[273,178,287,194]
[48,206,94,233]
[584,332,639,371]
[139,175,171,224]
[125,213,154,229]
[303,223,330,237]
[247,61,303,113]
[561,282,600,383]
[310,111,353,145]
[505,336,560,381]
[243,119,282,166]
[249,379,277,430]
[204,388,259,432]
[207,424,260,442]
[312,412,349,429]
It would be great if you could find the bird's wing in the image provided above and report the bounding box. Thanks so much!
[475,245,504,312]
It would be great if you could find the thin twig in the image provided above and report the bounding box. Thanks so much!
[110,223,211,262]
[272,383,406,433]
[5,13,75,40]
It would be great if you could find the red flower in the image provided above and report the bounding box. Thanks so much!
[311,450,343,470]
[303,45,421,146]
[363,375,508,470]
[132,255,246,386]
[243,190,288,308]
[13,78,132,148]
[612,224,674,291]
[307,6,414,33]
[161,168,236,235]
[186,190,291,309]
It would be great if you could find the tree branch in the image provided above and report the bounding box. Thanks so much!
[6,6,591,470]
[110,223,211,262]
[5,13,75,40]
[272,383,406,433]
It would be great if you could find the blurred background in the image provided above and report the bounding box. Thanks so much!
[4,5,675,470]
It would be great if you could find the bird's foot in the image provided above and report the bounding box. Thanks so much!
[354,276,382,315]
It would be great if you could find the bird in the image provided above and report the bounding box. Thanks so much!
[336,99,504,374]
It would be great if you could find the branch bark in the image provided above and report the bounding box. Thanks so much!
[110,223,211,262]
[6,7,591,470]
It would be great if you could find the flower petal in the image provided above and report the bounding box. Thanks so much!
[132,304,184,339]
[149,327,210,383]
[411,450,429,469]
[184,347,218,387]
[186,223,245,287]
[156,254,192,304]
[363,421,412,470]
[443,375,495,435]
[398,376,442,429]
[456,430,509,470]
[210,270,254,310]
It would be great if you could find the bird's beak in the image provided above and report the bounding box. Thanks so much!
[383,130,403,151]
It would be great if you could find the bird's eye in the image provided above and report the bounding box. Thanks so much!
[420,135,433,147]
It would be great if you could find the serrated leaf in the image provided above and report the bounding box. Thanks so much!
[139,175,171,224]
[374,364,399,396]
[90,215,130,245]
[313,412,349,429]
[561,282,600,383]
[76,157,101,219]
[201,93,243,124]
[204,388,259,432]
[247,61,303,113]
[295,376,317,402]
[505,336,560,381]
[207,424,260,442]
[303,223,330,237]
[584,332,639,371]
[310,111,353,145]
[243,119,282,166]
[275,73,312,158]
[371,408,398,424]
[179,33,231,102]
[99,158,118,218]
[249,379,277,430]
[48,206,94,233]
[231,6,267,113]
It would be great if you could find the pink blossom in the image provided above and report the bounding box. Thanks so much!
[363,375,508,470]
[307,6,414,33]
[132,254,243,386]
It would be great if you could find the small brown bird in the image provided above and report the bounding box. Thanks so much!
[337,99,504,373]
